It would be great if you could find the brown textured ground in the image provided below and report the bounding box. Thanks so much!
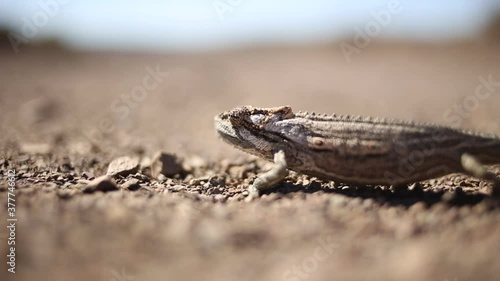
[1,41,500,281]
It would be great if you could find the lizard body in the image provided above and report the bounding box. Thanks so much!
[214,105,500,197]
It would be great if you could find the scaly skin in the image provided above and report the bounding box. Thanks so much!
[215,105,500,197]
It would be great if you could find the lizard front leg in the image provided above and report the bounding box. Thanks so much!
[461,153,500,197]
[247,150,289,200]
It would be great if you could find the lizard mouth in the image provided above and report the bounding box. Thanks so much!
[214,114,255,150]
[214,115,239,140]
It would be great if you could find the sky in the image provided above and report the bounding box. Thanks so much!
[0,0,499,52]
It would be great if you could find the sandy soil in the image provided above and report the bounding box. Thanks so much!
[1,41,500,281]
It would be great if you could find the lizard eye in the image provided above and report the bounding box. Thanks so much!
[250,114,266,125]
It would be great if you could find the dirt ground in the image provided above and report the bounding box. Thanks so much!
[1,40,500,281]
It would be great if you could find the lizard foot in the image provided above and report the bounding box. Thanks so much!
[245,150,289,200]
[461,153,500,198]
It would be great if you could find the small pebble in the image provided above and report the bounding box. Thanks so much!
[83,175,119,193]
[107,156,139,177]
[122,179,141,191]
[151,151,184,178]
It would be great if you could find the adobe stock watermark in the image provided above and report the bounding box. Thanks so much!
[340,0,403,63]
[83,65,169,146]
[8,0,72,54]
[6,169,17,274]
[384,74,500,184]
[213,0,243,20]
[282,234,339,281]
[443,74,500,127]
[109,267,135,281]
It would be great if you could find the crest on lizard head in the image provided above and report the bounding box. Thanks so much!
[229,105,293,127]
[214,105,295,158]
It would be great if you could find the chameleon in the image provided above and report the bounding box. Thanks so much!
[214,105,500,199]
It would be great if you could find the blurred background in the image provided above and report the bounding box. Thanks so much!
[0,0,500,52]
[2,2,500,281]
[1,0,500,157]
[1,0,500,51]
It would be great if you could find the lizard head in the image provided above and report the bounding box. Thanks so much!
[214,105,294,158]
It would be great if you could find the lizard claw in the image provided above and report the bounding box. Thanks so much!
[245,185,260,202]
